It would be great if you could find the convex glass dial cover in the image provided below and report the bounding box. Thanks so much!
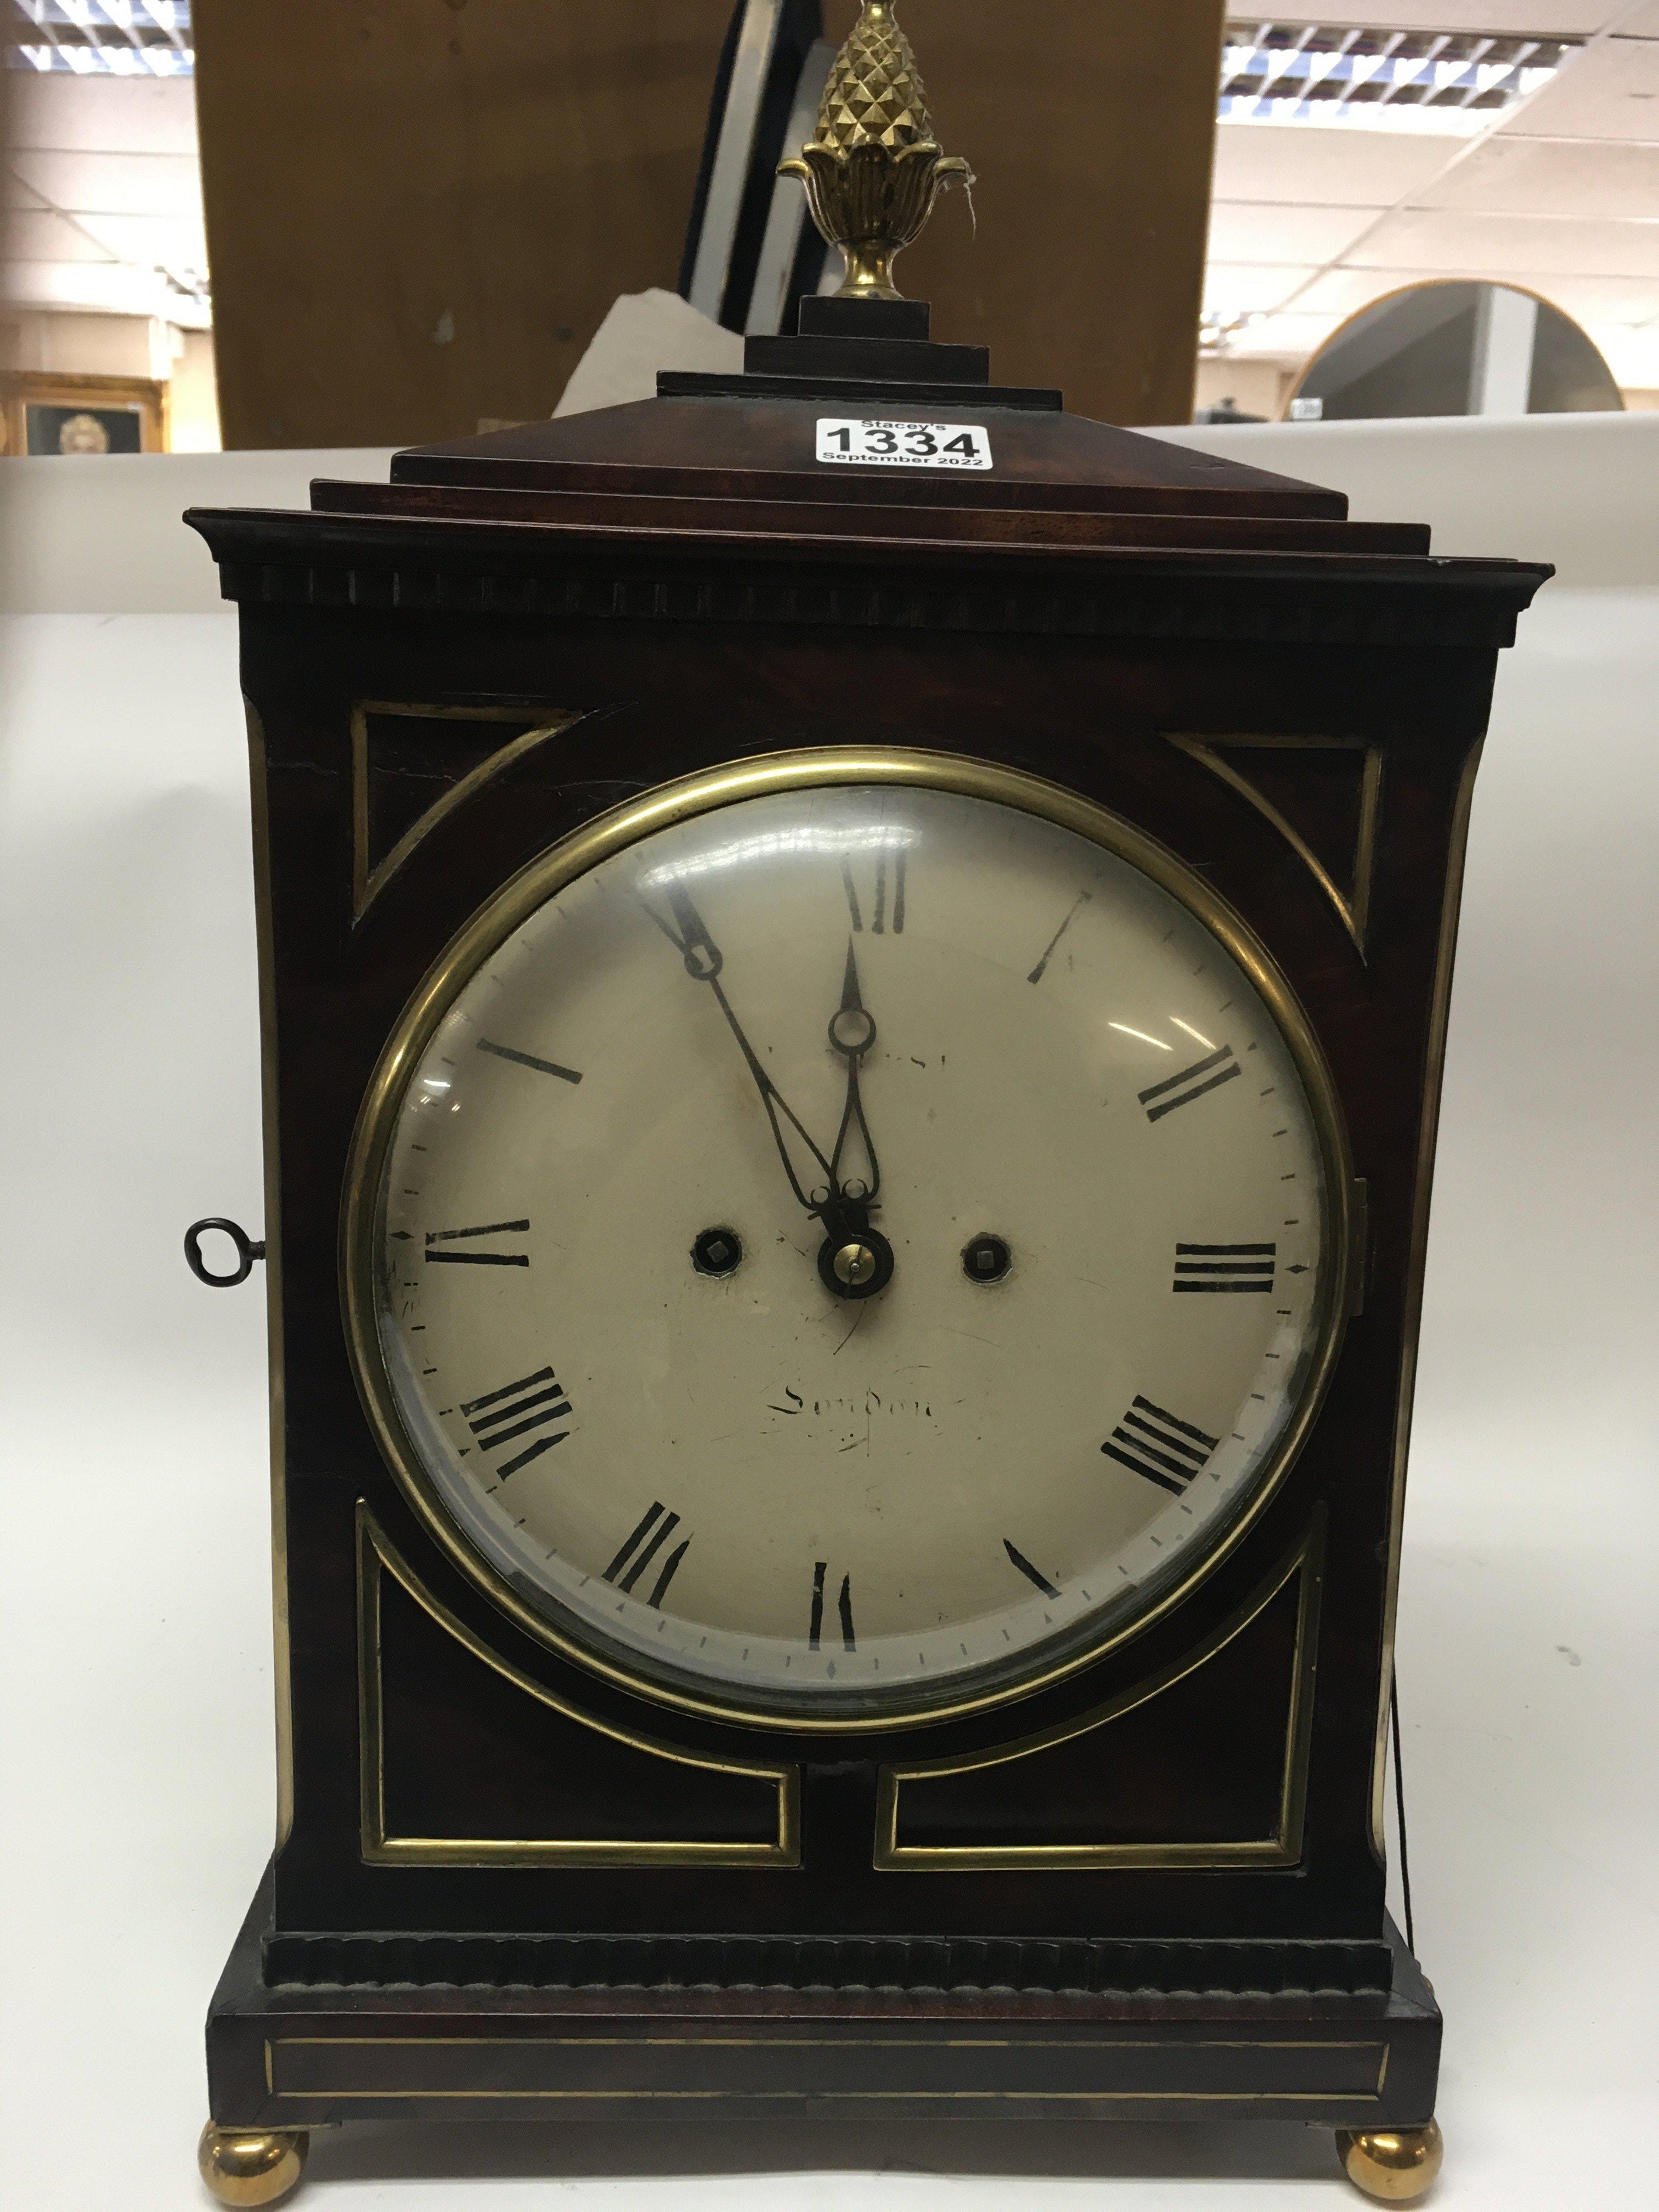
[348,754,1347,1726]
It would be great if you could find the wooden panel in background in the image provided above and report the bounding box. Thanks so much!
[194,0,733,449]
[194,1,1221,448]
[870,0,1224,427]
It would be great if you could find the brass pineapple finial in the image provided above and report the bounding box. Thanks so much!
[778,3,972,304]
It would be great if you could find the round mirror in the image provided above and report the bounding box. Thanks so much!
[1283,280,1622,422]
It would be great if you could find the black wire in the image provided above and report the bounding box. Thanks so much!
[1390,1666,1415,1956]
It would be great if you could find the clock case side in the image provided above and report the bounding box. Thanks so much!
[246,706,295,1853]
[188,329,1547,2042]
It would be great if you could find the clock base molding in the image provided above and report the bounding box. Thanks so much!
[263,1923,1394,2001]
[207,1872,1440,2141]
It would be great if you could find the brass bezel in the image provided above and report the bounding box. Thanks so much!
[341,747,1353,1736]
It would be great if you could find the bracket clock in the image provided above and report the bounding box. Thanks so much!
[185,9,1547,2203]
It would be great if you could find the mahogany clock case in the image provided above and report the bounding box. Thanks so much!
[187,332,1547,2137]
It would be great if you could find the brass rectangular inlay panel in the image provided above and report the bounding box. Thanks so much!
[356,1505,800,1867]
[268,2031,1388,2104]
[876,1519,1324,1872]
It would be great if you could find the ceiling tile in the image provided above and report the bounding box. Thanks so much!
[3,210,117,267]
[1588,323,1659,384]
[1609,3,1659,31]
[69,211,209,270]
[1,204,207,275]
[1276,264,1659,336]
[7,149,204,223]
[1,258,206,321]
[1222,311,1345,359]
[1206,200,1386,263]
[1521,270,1659,324]
[1283,265,1659,328]
[1344,206,1659,277]
[1201,261,1324,313]
[1289,267,1427,317]
[7,71,198,157]
[1410,133,1659,218]
[1210,121,1457,207]
[1500,33,1659,143]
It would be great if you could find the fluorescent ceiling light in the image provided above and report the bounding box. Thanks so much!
[1217,20,1581,133]
[5,0,193,75]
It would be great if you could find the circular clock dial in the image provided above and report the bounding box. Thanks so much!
[354,761,1342,1724]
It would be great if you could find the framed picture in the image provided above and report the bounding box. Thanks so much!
[1,371,167,456]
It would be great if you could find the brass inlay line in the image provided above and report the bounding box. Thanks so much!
[266,2025,1388,2104]
[355,1504,800,1867]
[273,2088,1380,2106]
[246,706,294,1852]
[341,747,1353,1735]
[1371,738,1483,1859]
[273,2090,1382,2103]
[874,1517,1324,1872]
[350,702,582,919]
[273,2035,1386,2051]
[1166,734,1384,958]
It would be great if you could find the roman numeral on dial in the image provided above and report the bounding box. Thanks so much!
[460,1364,571,1476]
[1102,1396,1220,1495]
[425,1219,530,1266]
[809,1562,856,1651]
[1139,1045,1240,1122]
[476,1037,582,1085]
[603,1502,690,1607]
[1027,889,1091,984]
[1173,1241,1276,1293]
[840,850,905,934]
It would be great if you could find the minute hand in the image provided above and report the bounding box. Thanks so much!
[653,885,834,1214]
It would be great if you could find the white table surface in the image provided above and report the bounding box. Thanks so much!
[1,422,1654,2208]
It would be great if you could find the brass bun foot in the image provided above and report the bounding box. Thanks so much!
[198,2124,308,2207]
[1337,2121,1444,2201]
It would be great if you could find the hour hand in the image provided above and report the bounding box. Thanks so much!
[814,941,891,1301]
[827,939,877,1064]
[826,940,880,1207]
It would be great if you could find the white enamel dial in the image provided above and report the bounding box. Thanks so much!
[357,764,1342,1724]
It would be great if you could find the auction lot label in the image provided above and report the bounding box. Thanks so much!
[816,419,993,470]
